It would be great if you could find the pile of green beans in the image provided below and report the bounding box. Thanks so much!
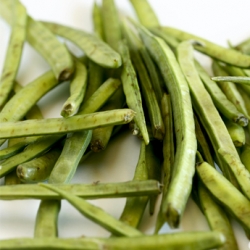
[1,0,250,249]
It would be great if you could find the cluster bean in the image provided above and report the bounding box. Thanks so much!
[1,0,250,249]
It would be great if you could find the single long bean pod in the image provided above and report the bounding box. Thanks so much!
[0,0,27,109]
[198,181,238,250]
[0,70,58,146]
[79,78,121,114]
[34,199,61,238]
[61,60,88,117]
[155,93,175,233]
[212,61,249,118]
[0,135,64,178]
[177,40,250,200]
[224,118,245,147]
[119,40,149,145]
[83,60,104,102]
[139,44,164,105]
[195,61,248,127]
[0,109,135,139]
[92,2,104,40]
[118,141,149,228]
[129,0,159,28]
[0,180,161,200]
[123,22,165,140]
[0,231,225,250]
[132,21,197,228]
[158,26,250,68]
[39,183,142,237]
[197,161,250,237]
[240,144,250,172]
[16,148,61,183]
[48,130,92,184]
[42,21,121,69]
[101,0,122,51]
[0,0,74,81]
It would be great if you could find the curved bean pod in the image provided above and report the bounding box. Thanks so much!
[42,21,122,69]
[0,0,27,109]
[132,21,196,228]
[159,26,250,68]
[101,0,122,51]
[39,183,142,237]
[198,181,238,250]
[61,60,88,117]
[129,0,159,28]
[197,161,250,237]
[119,40,149,145]
[16,148,61,183]
[34,199,61,238]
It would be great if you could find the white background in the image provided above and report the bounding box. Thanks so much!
[0,0,250,249]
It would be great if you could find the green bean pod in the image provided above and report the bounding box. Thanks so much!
[129,0,160,28]
[16,148,61,183]
[195,61,248,127]
[197,161,250,237]
[42,21,121,69]
[212,61,249,118]
[79,78,121,114]
[0,109,135,139]
[159,26,250,68]
[240,144,250,172]
[101,0,122,51]
[83,60,104,102]
[0,135,64,178]
[224,118,245,147]
[118,141,149,228]
[123,22,165,140]
[132,21,196,228]
[0,141,28,161]
[34,199,61,238]
[40,183,142,237]
[48,130,92,184]
[139,44,164,105]
[61,60,88,117]
[0,231,225,250]
[155,93,175,233]
[0,71,58,146]
[119,40,149,144]
[92,2,104,40]
[146,141,162,215]
[198,181,238,250]
[194,115,215,167]
[0,180,161,200]
[0,0,27,109]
